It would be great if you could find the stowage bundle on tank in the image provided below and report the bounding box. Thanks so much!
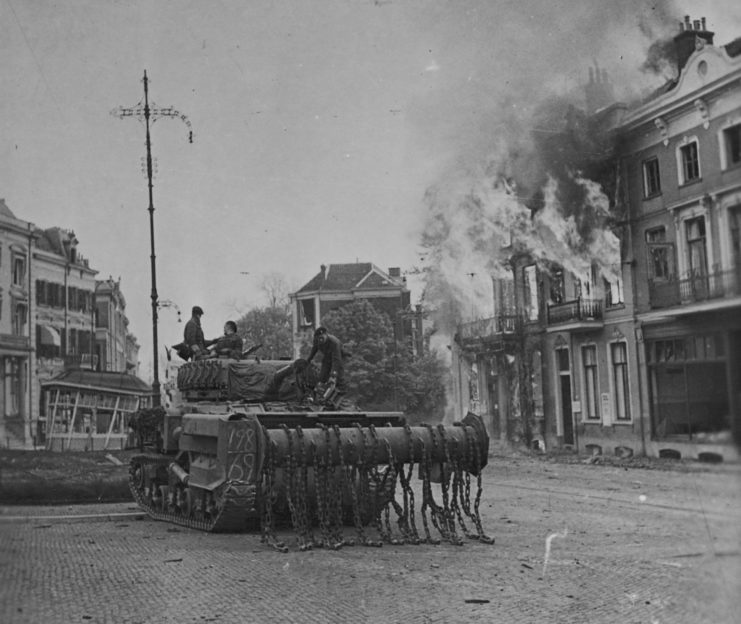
[130,358,494,551]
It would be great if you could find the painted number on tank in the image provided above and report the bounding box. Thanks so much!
[227,427,257,482]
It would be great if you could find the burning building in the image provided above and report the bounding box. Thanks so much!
[426,16,741,461]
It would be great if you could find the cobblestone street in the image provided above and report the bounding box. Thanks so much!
[1,454,739,624]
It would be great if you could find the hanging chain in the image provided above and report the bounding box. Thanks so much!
[471,433,495,544]
[260,439,287,552]
[295,426,314,550]
[437,425,463,545]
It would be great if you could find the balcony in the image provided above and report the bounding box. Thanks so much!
[546,298,603,330]
[64,354,99,371]
[457,314,522,351]
[0,334,31,351]
[649,266,741,310]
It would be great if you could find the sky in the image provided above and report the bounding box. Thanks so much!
[2,0,740,381]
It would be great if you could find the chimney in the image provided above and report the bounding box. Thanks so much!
[388,267,401,278]
[674,15,714,73]
[584,64,615,114]
[320,264,327,280]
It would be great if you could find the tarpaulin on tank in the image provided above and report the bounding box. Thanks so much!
[226,361,298,401]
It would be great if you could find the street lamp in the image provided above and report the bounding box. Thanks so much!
[112,71,193,406]
[157,299,182,323]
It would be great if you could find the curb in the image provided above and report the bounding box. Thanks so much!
[0,511,146,525]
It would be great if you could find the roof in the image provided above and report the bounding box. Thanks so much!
[41,370,152,395]
[0,199,17,219]
[296,263,405,294]
[725,36,741,58]
[35,227,68,255]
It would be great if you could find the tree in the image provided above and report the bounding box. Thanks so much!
[236,306,293,360]
[313,300,448,420]
[260,272,291,311]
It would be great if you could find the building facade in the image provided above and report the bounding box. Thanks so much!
[94,277,140,375]
[452,20,741,462]
[290,263,414,356]
[619,25,741,460]
[0,200,36,448]
[34,228,98,409]
[0,201,144,448]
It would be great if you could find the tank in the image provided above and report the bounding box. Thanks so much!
[129,356,493,551]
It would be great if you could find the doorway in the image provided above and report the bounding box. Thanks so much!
[556,347,574,445]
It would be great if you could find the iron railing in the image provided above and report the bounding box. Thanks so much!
[648,266,741,309]
[64,354,99,370]
[458,314,522,341]
[546,298,603,324]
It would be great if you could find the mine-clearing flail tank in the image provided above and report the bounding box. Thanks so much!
[129,356,493,551]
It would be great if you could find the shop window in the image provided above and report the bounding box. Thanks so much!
[582,345,599,420]
[642,157,661,197]
[611,342,631,422]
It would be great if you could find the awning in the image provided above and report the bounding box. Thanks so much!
[40,325,61,347]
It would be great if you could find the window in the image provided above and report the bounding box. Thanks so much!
[679,140,700,184]
[493,276,516,315]
[731,208,741,269]
[298,299,315,327]
[722,124,741,168]
[646,227,675,281]
[642,157,661,197]
[604,276,624,307]
[12,255,26,287]
[4,357,22,417]
[523,265,539,321]
[549,267,565,304]
[12,303,27,336]
[582,345,599,420]
[611,342,631,422]
[685,216,707,276]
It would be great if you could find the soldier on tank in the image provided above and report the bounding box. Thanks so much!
[183,305,214,360]
[208,320,244,359]
[306,326,347,394]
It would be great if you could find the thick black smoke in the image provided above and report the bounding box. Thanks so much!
[412,0,685,335]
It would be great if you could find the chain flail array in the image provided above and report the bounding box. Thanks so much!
[259,415,495,552]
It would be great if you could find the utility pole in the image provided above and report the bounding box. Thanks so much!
[112,70,193,406]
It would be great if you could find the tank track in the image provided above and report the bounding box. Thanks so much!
[129,454,258,533]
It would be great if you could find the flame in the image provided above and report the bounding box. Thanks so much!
[420,165,620,338]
